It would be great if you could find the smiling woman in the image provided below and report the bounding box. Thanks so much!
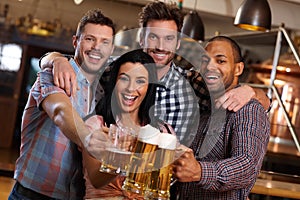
[81,49,176,200]
[97,49,158,127]
[115,62,149,115]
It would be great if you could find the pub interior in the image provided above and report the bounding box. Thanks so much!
[1,0,300,199]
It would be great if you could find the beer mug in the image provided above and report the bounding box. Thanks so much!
[99,124,137,176]
[122,124,161,195]
[145,133,177,200]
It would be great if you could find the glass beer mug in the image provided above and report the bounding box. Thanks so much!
[145,133,177,200]
[122,124,161,195]
[99,124,137,175]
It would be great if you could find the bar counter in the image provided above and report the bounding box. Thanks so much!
[251,171,300,199]
[251,139,300,199]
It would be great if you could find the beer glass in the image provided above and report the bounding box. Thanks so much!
[99,124,137,176]
[145,133,177,200]
[122,124,161,195]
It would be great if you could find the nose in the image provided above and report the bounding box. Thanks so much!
[93,39,103,50]
[156,38,165,51]
[206,60,217,71]
[126,80,137,92]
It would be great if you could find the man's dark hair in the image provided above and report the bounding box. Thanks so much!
[139,1,184,32]
[76,8,115,37]
[207,35,243,63]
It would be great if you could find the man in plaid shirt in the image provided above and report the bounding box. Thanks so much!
[9,9,115,200]
[172,36,270,200]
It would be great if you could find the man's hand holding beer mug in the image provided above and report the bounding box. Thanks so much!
[83,115,112,160]
[172,148,202,182]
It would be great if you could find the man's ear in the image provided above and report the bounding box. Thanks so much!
[176,39,181,50]
[72,35,78,49]
[139,31,145,48]
[235,62,244,76]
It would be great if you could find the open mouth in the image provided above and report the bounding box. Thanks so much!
[88,52,102,60]
[206,74,220,80]
[123,94,137,101]
[151,50,169,60]
[154,52,167,57]
[204,72,221,84]
[122,94,138,106]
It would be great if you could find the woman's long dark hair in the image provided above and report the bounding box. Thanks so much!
[96,49,158,127]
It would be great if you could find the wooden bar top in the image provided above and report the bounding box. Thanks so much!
[251,171,300,199]
[267,139,300,157]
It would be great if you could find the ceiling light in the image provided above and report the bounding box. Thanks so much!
[74,0,84,5]
[234,0,271,32]
[181,10,205,42]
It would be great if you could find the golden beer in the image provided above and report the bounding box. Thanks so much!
[122,139,158,194]
[99,147,132,175]
[99,125,137,175]
[145,148,174,199]
[145,134,177,200]
[122,125,160,195]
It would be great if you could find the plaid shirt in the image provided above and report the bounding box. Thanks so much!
[173,99,270,200]
[155,63,203,145]
[14,58,104,199]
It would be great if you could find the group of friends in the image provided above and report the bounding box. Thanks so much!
[8,1,271,200]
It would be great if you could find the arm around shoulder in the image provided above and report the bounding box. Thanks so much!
[40,52,77,96]
[39,52,66,69]
[252,87,271,111]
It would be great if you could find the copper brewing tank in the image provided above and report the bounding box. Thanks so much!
[248,53,300,145]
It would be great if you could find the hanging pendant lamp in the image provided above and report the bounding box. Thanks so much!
[234,0,271,32]
[74,0,84,5]
[181,0,204,42]
[181,10,205,42]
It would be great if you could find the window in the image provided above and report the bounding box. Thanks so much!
[0,43,22,71]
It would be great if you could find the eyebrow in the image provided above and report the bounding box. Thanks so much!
[215,54,227,59]
[149,32,176,38]
[119,73,148,79]
[83,34,112,40]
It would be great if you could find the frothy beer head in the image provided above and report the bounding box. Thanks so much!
[138,124,161,145]
[158,134,177,150]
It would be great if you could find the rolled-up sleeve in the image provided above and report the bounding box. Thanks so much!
[31,69,66,108]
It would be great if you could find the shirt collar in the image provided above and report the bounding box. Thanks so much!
[69,58,103,84]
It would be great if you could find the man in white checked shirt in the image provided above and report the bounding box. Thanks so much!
[138,1,201,144]
[136,1,270,145]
